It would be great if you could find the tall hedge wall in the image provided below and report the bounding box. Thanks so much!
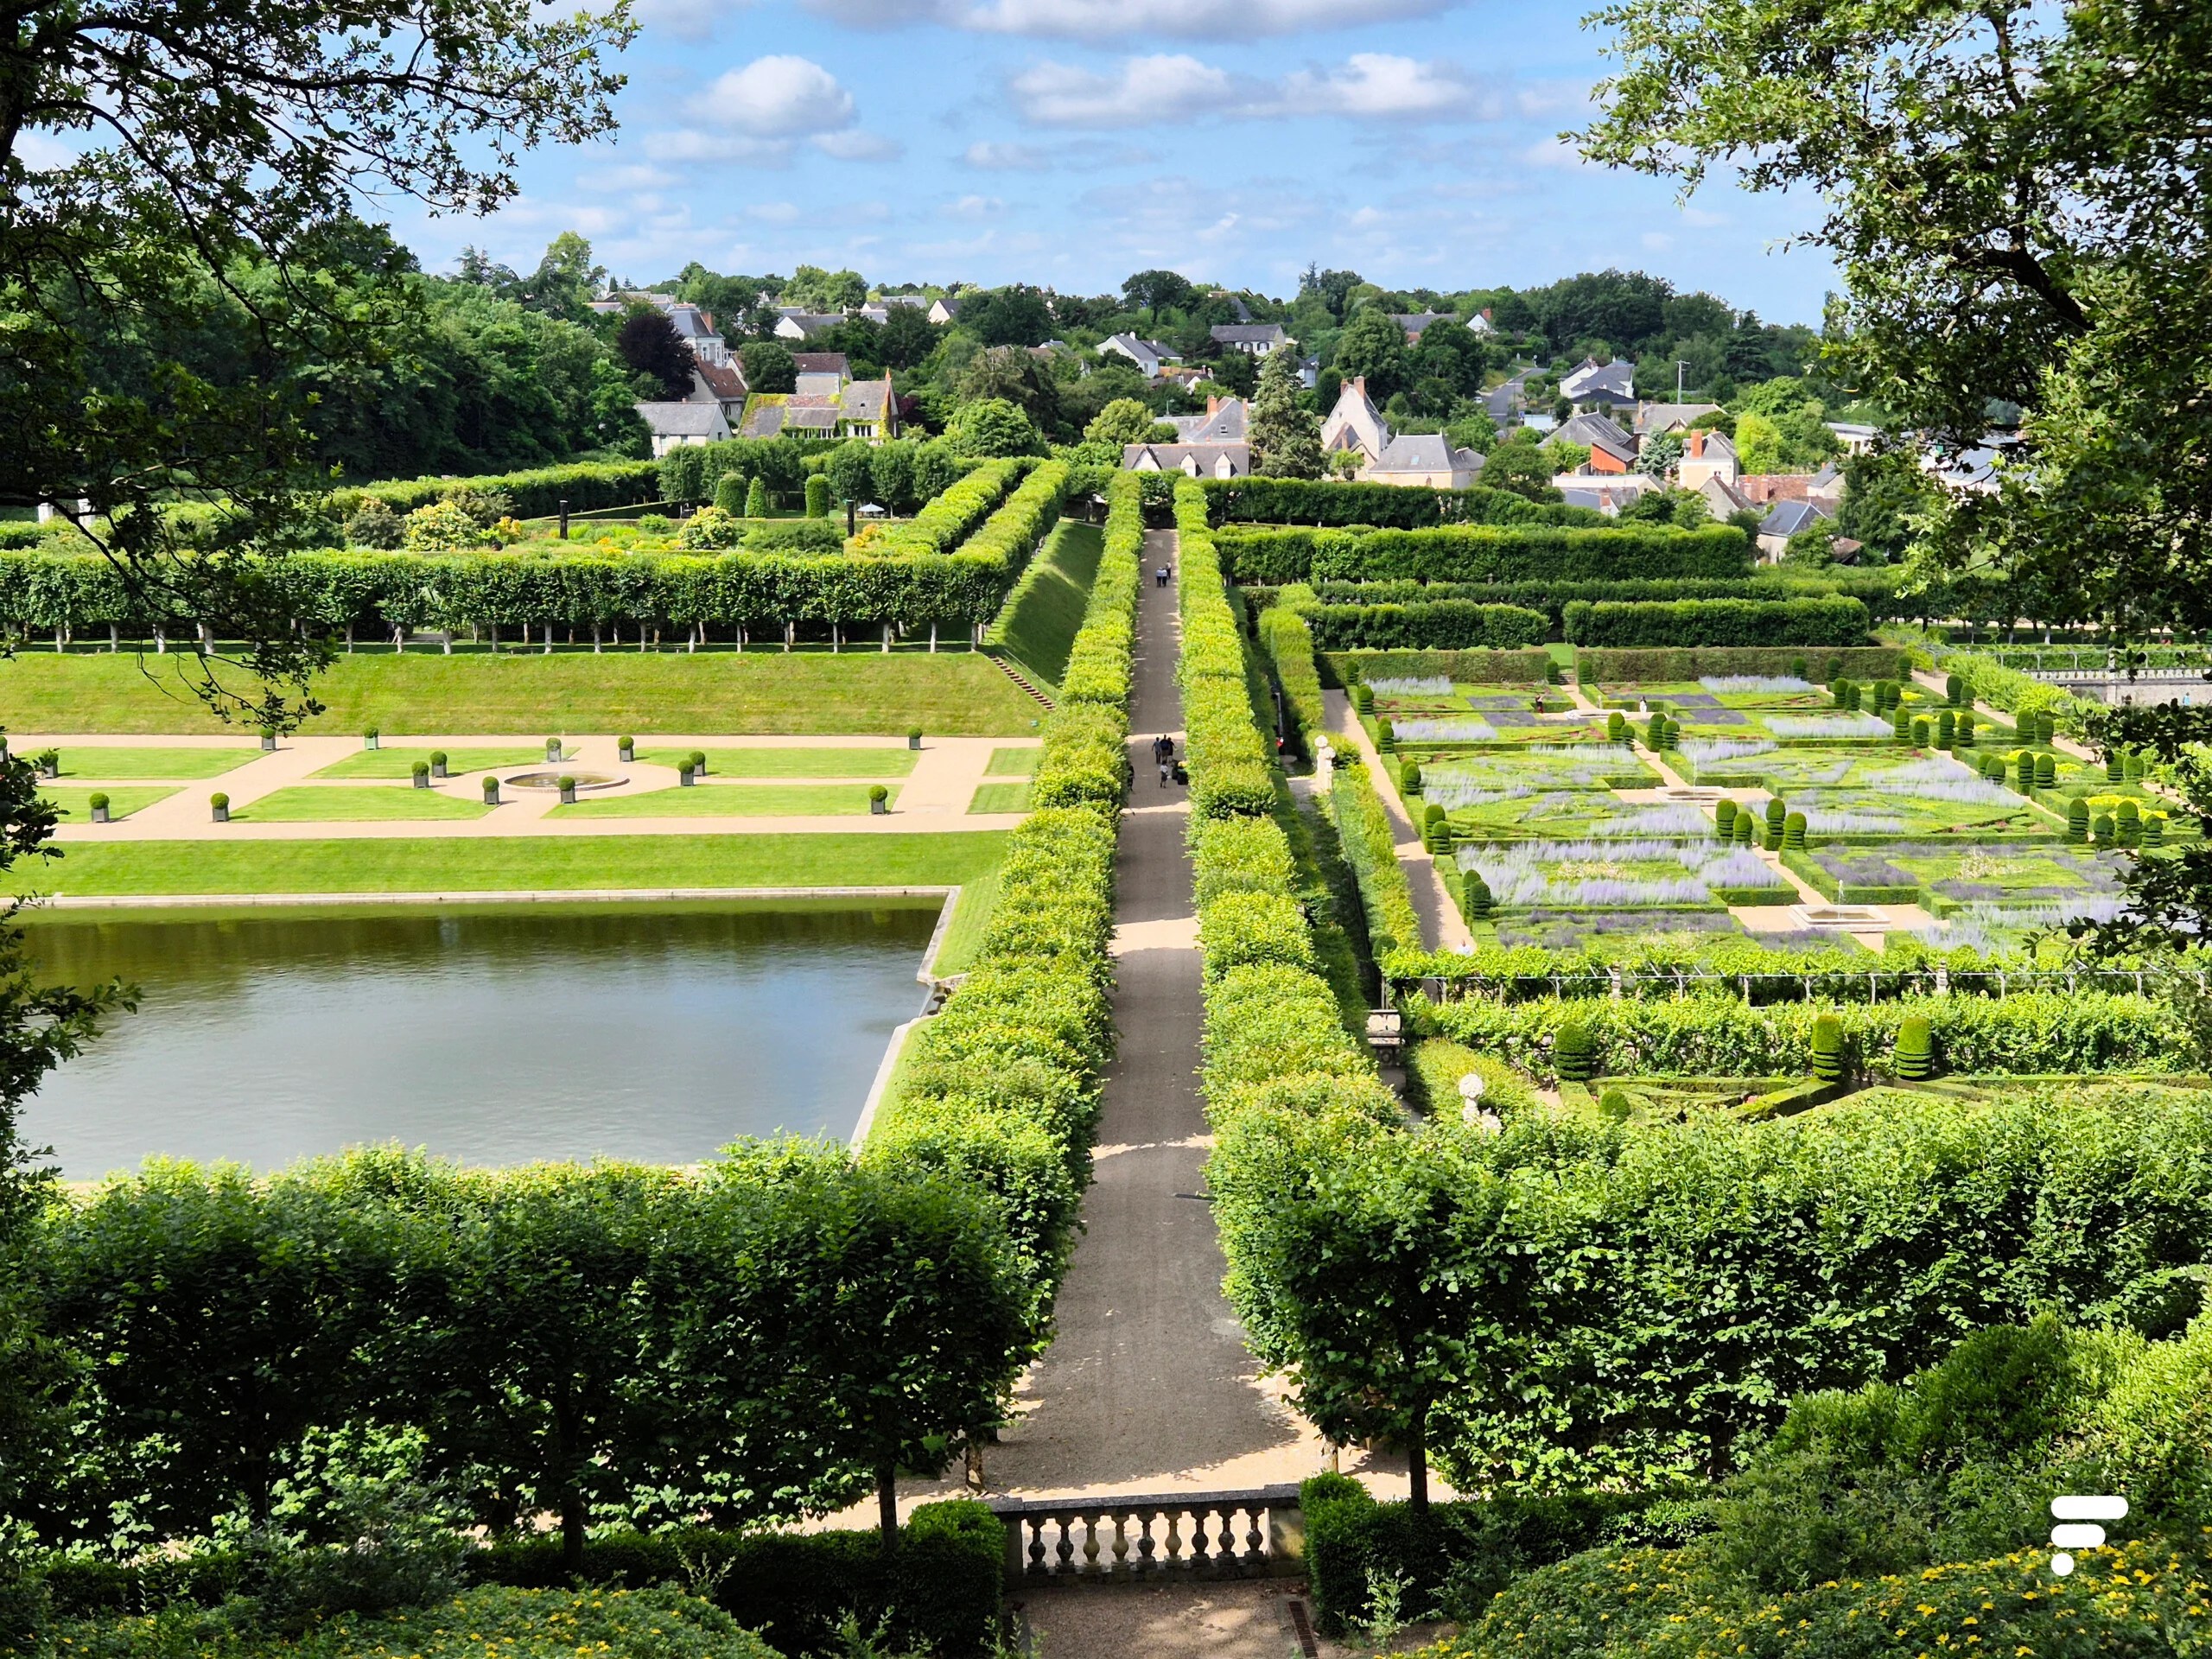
[1561,594,1871,647]
[332,461,665,520]
[1216,524,1751,585]
[1320,648,1554,687]
[1303,599,1552,651]
[1574,644,1907,683]
[1200,478,1605,529]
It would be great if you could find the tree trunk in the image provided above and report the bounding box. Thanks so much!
[877,1464,898,1549]
[593,622,601,653]
[1406,1421,1429,1514]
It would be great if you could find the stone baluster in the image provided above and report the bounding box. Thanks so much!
[1245,1503,1268,1570]
[1136,1512,1158,1573]
[1053,1511,1077,1575]
[1026,1516,1048,1579]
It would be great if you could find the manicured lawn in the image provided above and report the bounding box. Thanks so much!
[11,832,1009,897]
[315,747,545,779]
[550,784,894,818]
[968,781,1033,814]
[931,864,1001,976]
[0,652,1043,735]
[994,520,1104,692]
[238,787,493,822]
[38,746,259,779]
[41,787,178,821]
[636,747,917,779]
[984,747,1042,776]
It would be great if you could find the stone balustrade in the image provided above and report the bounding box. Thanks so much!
[988,1484,1305,1581]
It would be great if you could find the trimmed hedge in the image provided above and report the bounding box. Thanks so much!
[868,459,1026,559]
[1573,645,1906,683]
[1331,764,1422,958]
[1201,478,1603,530]
[1428,990,2190,1081]
[1255,598,1325,758]
[1304,599,1551,651]
[1562,594,1870,648]
[1321,648,1554,687]
[332,461,664,520]
[1939,647,2101,740]
[1178,480,1278,820]
[1216,523,1750,585]
[656,437,849,510]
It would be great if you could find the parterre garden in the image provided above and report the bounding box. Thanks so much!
[1202,478,2212,1652]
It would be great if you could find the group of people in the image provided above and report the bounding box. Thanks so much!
[1154,733,1185,788]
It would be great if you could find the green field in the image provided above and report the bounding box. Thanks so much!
[984,747,1042,776]
[992,520,1105,692]
[635,747,918,778]
[41,787,178,821]
[315,747,544,779]
[550,784,892,818]
[11,831,1009,897]
[35,747,259,779]
[0,652,1045,736]
[968,782,1033,814]
[931,864,1001,976]
[238,786,495,822]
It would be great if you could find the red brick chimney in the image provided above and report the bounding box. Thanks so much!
[1206,395,1221,416]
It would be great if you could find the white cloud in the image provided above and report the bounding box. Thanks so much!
[813,130,904,161]
[1642,231,1675,251]
[688,55,855,137]
[1279,54,1468,118]
[752,201,803,223]
[1008,51,1497,129]
[805,0,1460,39]
[1522,136,1590,169]
[1679,206,1730,228]
[961,137,1159,169]
[577,163,677,193]
[632,0,736,41]
[642,129,793,164]
[948,194,1007,217]
[1009,54,1234,127]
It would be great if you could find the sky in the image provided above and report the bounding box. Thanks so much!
[388,0,1839,326]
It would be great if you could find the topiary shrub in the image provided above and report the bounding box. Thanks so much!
[1400,760,1422,794]
[1910,717,1930,746]
[1946,672,1964,705]
[1461,872,1493,919]
[1782,810,1807,850]
[1376,718,1395,752]
[616,738,633,761]
[1956,711,1975,747]
[1733,811,1755,846]
[804,475,832,518]
[713,473,748,515]
[2093,811,2116,844]
[411,761,430,788]
[1809,1013,1845,1082]
[1354,682,1375,715]
[2016,750,2035,791]
[2107,749,2125,780]
[1830,676,1851,708]
[1764,797,1786,850]
[1607,710,1625,740]
[2125,751,2145,780]
[745,477,770,518]
[1553,1020,1595,1084]
[1645,714,1665,749]
[343,498,405,549]
[2036,753,2056,788]
[689,749,707,777]
[868,784,889,815]
[1789,656,1808,678]
[1891,705,1912,741]
[2065,798,2090,843]
[1598,1088,1632,1120]
[907,725,924,751]
[482,775,500,803]
[1936,709,1955,747]
[1893,1014,1933,1080]
[2118,798,2142,847]
[1714,799,1737,835]
[2145,812,2166,846]
[209,791,230,823]
[1422,803,1448,853]
[1660,716,1679,751]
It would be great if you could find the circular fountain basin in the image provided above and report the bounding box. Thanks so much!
[504,769,626,792]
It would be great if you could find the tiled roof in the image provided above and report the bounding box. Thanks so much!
[635,401,727,436]
[791,353,850,377]
[841,378,893,422]
[1209,323,1290,346]
[1121,442,1251,476]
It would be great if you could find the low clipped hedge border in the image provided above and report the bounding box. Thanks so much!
[1255,601,1324,758]
[1562,594,1871,648]
[1200,478,1605,531]
[1300,598,1551,652]
[1331,766,1421,958]
[1573,644,1906,683]
[1320,648,1554,688]
[332,461,665,520]
[43,1501,1000,1658]
[1939,647,2101,740]
[1428,990,2190,1082]
[1216,523,1750,586]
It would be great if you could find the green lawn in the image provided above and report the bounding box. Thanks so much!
[992,520,1105,693]
[0,652,1044,736]
[984,747,1043,777]
[550,784,893,818]
[11,831,1009,897]
[636,747,918,779]
[238,787,494,822]
[39,747,259,779]
[968,781,1033,814]
[315,747,545,779]
[41,786,178,821]
[931,864,1001,976]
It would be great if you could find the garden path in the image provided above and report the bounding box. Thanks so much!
[1323,689,1471,953]
[29,732,1030,839]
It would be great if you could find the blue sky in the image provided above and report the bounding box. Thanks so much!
[395,0,1837,325]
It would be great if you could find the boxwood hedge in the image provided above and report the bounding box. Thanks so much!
[1216,523,1750,585]
[1562,594,1871,648]
[1200,478,1605,530]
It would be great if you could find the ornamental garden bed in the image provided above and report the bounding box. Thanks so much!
[1454,839,1788,910]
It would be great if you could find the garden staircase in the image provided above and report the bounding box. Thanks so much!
[984,649,1057,711]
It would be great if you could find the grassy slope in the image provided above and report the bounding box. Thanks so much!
[14,832,1009,897]
[991,521,1105,694]
[0,652,1041,735]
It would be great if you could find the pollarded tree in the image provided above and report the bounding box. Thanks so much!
[1248,349,1323,480]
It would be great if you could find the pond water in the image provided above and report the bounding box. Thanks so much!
[20,901,938,1178]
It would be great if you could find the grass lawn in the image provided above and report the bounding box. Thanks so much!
[993,521,1104,693]
[968,782,1033,814]
[41,787,178,822]
[315,747,545,779]
[550,784,893,818]
[0,652,1044,736]
[238,787,494,822]
[12,832,1008,897]
[931,864,1001,976]
[984,747,1042,776]
[636,747,917,779]
[39,747,259,779]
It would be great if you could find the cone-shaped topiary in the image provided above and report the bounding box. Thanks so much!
[1376,718,1395,752]
[804,474,832,518]
[1715,798,1738,835]
[745,477,769,517]
[1894,1014,1933,1080]
[1554,1021,1596,1084]
[1911,718,1930,745]
[1606,710,1626,741]
[1957,712,1975,747]
[1783,810,1807,849]
[1733,810,1756,846]
[1461,871,1494,918]
[1400,760,1422,794]
[2016,751,2036,792]
[1946,673,1965,706]
[1810,1013,1845,1082]
[1354,683,1374,715]
[2065,798,2090,843]
[2094,812,2116,844]
[1936,709,1956,747]
[2036,753,2056,788]
[2107,750,2125,781]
